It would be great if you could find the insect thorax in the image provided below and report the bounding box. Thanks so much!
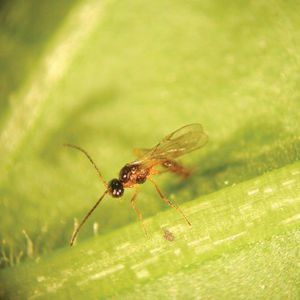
[119,163,148,185]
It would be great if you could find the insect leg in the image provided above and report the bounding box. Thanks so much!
[131,187,148,237]
[149,178,191,226]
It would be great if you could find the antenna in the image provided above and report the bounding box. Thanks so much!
[70,190,108,246]
[64,144,107,187]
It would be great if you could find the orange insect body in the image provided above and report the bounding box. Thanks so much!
[66,123,208,246]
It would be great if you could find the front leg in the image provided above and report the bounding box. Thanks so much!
[130,187,148,237]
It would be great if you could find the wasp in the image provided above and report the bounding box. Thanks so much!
[66,123,208,246]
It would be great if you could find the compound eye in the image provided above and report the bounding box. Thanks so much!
[108,179,124,198]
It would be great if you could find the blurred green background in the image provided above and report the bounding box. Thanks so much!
[0,0,299,298]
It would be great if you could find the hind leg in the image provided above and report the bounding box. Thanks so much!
[149,178,191,226]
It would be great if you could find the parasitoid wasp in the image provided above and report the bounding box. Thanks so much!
[66,123,208,246]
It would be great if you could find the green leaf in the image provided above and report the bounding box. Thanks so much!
[0,0,299,298]
[1,163,299,298]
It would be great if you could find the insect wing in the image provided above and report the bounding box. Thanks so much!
[133,147,151,158]
[137,123,208,167]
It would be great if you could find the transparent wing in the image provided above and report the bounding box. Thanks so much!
[135,123,208,167]
[133,147,150,158]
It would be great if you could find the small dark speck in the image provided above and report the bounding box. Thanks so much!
[163,228,175,241]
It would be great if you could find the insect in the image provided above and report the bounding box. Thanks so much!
[66,123,208,246]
